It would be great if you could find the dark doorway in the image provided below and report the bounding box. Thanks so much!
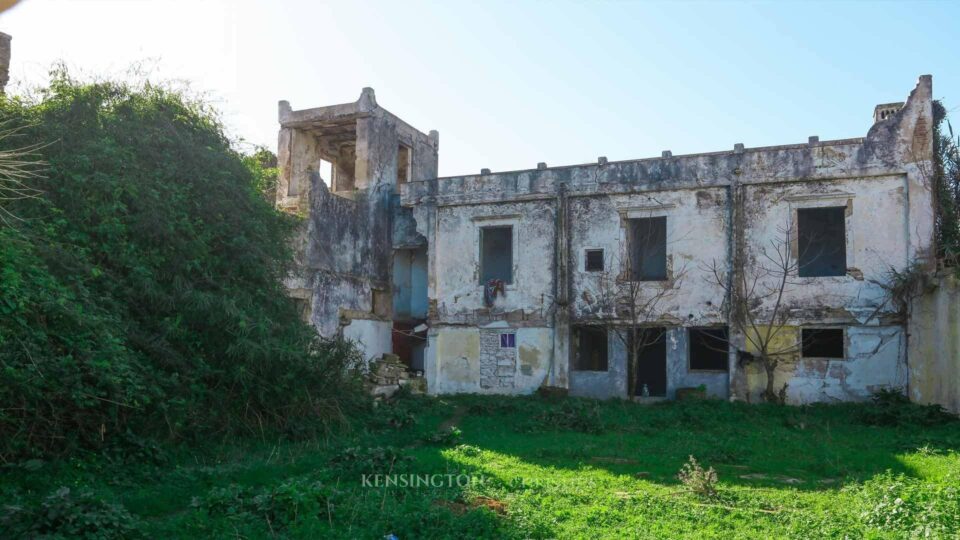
[632,328,667,397]
[573,326,608,371]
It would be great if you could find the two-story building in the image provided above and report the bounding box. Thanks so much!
[277,76,935,404]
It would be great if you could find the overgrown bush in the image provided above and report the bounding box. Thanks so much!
[933,101,960,265]
[857,389,956,427]
[1,486,142,539]
[521,399,607,434]
[195,476,339,531]
[0,69,368,459]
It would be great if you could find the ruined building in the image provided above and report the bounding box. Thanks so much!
[277,76,939,404]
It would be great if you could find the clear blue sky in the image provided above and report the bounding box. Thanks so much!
[2,0,958,176]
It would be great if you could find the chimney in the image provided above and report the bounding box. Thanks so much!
[873,102,903,124]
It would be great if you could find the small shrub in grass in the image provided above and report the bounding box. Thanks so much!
[426,426,463,446]
[329,446,413,476]
[1,486,142,539]
[453,444,482,457]
[677,456,718,498]
[467,398,521,416]
[855,470,960,536]
[521,399,606,434]
[380,406,418,429]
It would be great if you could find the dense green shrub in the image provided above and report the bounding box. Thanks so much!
[195,476,339,530]
[857,388,957,427]
[1,486,142,539]
[0,70,368,459]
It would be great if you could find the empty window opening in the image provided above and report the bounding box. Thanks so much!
[573,326,608,371]
[292,298,312,324]
[628,217,667,281]
[318,159,333,189]
[633,328,667,397]
[585,249,604,272]
[798,207,846,277]
[480,226,513,284]
[802,328,845,359]
[397,144,412,185]
[689,327,729,371]
[500,333,516,348]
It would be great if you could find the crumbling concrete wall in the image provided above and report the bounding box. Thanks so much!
[569,188,729,325]
[276,89,438,364]
[737,325,906,404]
[567,330,629,399]
[425,323,553,395]
[909,273,960,414]
[741,176,908,326]
[667,328,729,399]
[433,200,556,318]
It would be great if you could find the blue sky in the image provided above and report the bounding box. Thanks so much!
[2,0,958,176]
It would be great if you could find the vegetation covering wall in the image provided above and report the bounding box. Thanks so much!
[934,100,960,265]
[0,71,366,459]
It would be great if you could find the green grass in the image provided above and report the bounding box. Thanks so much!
[3,394,959,539]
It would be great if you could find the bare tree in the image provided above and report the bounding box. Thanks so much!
[706,223,804,404]
[0,119,46,227]
[579,219,688,397]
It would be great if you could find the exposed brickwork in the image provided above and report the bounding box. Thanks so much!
[480,330,516,389]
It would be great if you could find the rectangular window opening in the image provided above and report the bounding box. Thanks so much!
[797,206,846,277]
[500,333,516,348]
[480,226,513,284]
[689,327,729,371]
[397,144,412,185]
[801,328,845,359]
[628,216,667,281]
[585,249,604,272]
[318,159,333,189]
[573,326,608,371]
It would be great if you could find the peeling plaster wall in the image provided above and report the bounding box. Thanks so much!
[569,331,629,399]
[569,188,729,325]
[742,176,908,325]
[739,326,906,404]
[428,325,552,395]
[434,201,556,320]
[668,328,729,399]
[342,318,392,367]
[909,274,960,414]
